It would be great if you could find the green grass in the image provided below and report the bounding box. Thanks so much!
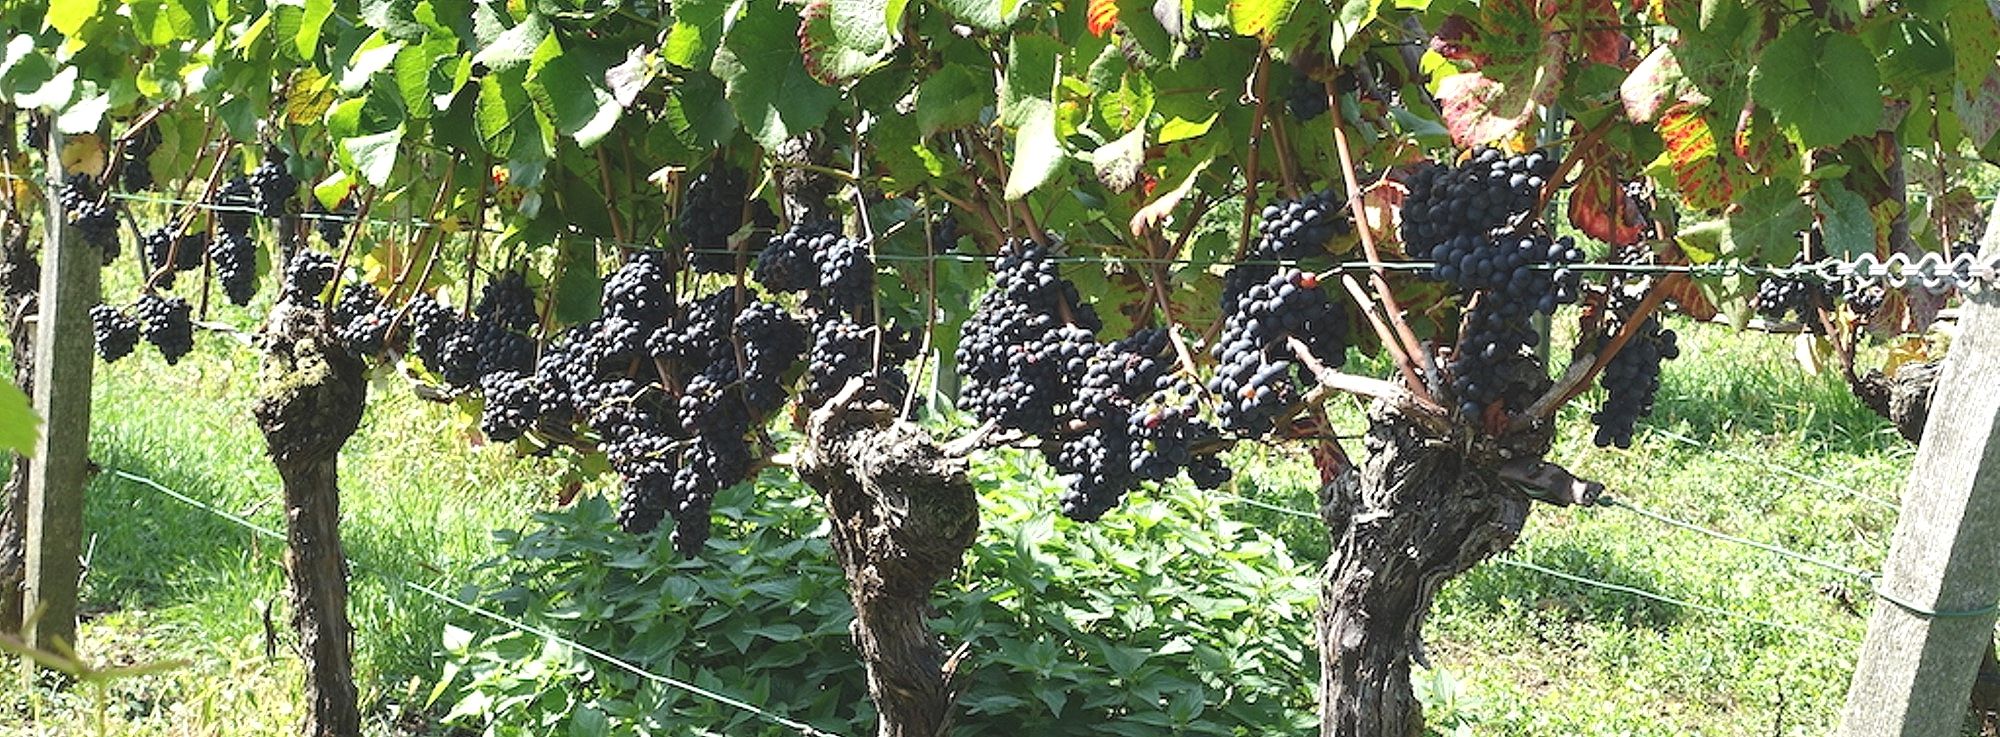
[0,305,1915,736]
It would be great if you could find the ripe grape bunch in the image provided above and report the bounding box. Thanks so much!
[1400,147,1556,259]
[90,304,140,363]
[332,283,399,357]
[956,240,1102,436]
[209,177,260,305]
[1755,271,1825,323]
[1223,191,1349,308]
[1589,290,1681,448]
[437,271,538,387]
[754,221,834,294]
[58,174,119,264]
[135,294,194,364]
[678,166,748,273]
[141,223,206,288]
[1208,268,1349,436]
[1058,329,1230,520]
[249,146,298,218]
[283,249,336,305]
[1286,69,1329,121]
[119,125,161,192]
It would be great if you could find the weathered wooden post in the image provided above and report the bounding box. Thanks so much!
[22,127,96,654]
[1836,198,2000,736]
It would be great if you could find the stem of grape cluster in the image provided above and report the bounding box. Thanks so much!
[1327,86,1435,395]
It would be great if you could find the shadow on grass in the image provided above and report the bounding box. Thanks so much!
[1451,540,1684,633]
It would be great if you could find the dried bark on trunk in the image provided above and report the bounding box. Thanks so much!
[252,303,366,737]
[1851,360,1941,443]
[795,381,978,737]
[0,214,38,635]
[1316,401,1560,737]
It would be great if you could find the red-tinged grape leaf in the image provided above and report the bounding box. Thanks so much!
[1656,271,1718,321]
[1654,102,1733,211]
[1569,163,1645,247]
[1430,15,1485,64]
[1748,24,1882,148]
[1953,68,2000,150]
[1619,45,1682,123]
[1546,0,1628,64]
[1310,438,1349,487]
[1730,107,1796,177]
[1088,0,1119,37]
[1359,176,1404,251]
[1435,34,1564,147]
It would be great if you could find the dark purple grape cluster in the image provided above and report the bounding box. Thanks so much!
[1755,275,1825,323]
[478,370,542,443]
[753,223,823,293]
[1840,278,1885,317]
[805,314,916,406]
[210,176,260,304]
[1054,329,1228,520]
[141,223,205,289]
[1446,306,1541,420]
[1208,269,1347,436]
[332,283,398,357]
[678,166,748,273]
[91,304,139,362]
[1426,232,1584,318]
[735,300,809,413]
[283,249,336,305]
[1222,191,1349,308]
[1589,294,1680,448]
[809,233,873,314]
[956,241,1102,435]
[1286,69,1328,121]
[307,199,354,249]
[1400,148,1556,259]
[475,270,538,332]
[58,174,119,263]
[208,228,258,306]
[135,293,193,364]
[249,147,297,218]
[119,125,160,192]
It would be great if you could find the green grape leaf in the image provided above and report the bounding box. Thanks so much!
[711,3,839,148]
[937,0,1019,31]
[1006,105,1063,199]
[341,127,404,186]
[476,67,533,156]
[1726,181,1809,263]
[1000,35,1059,129]
[1954,70,2000,150]
[1090,125,1145,191]
[552,237,603,324]
[914,64,990,135]
[17,65,77,111]
[0,375,35,456]
[341,34,405,93]
[1326,0,1381,61]
[49,0,100,37]
[1749,24,1883,148]
[471,13,547,72]
[132,0,206,45]
[1948,0,2000,91]
[298,0,334,58]
[1619,45,1682,123]
[525,34,621,147]
[1816,180,1874,260]
[1229,0,1296,42]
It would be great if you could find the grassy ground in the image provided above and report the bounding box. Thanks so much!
[0,304,1911,735]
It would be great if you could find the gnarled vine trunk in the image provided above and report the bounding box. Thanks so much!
[1316,401,1561,737]
[795,381,978,737]
[0,211,38,635]
[252,303,366,737]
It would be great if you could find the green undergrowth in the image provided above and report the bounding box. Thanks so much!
[0,309,1915,736]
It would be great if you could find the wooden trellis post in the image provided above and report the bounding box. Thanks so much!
[22,127,96,655]
[1836,198,2000,736]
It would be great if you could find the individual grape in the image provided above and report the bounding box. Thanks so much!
[135,294,194,364]
[283,249,336,305]
[678,166,748,273]
[91,304,140,362]
[248,146,298,218]
[208,227,259,306]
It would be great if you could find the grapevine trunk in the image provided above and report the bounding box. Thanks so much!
[796,381,979,737]
[1316,401,1551,737]
[253,303,366,737]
